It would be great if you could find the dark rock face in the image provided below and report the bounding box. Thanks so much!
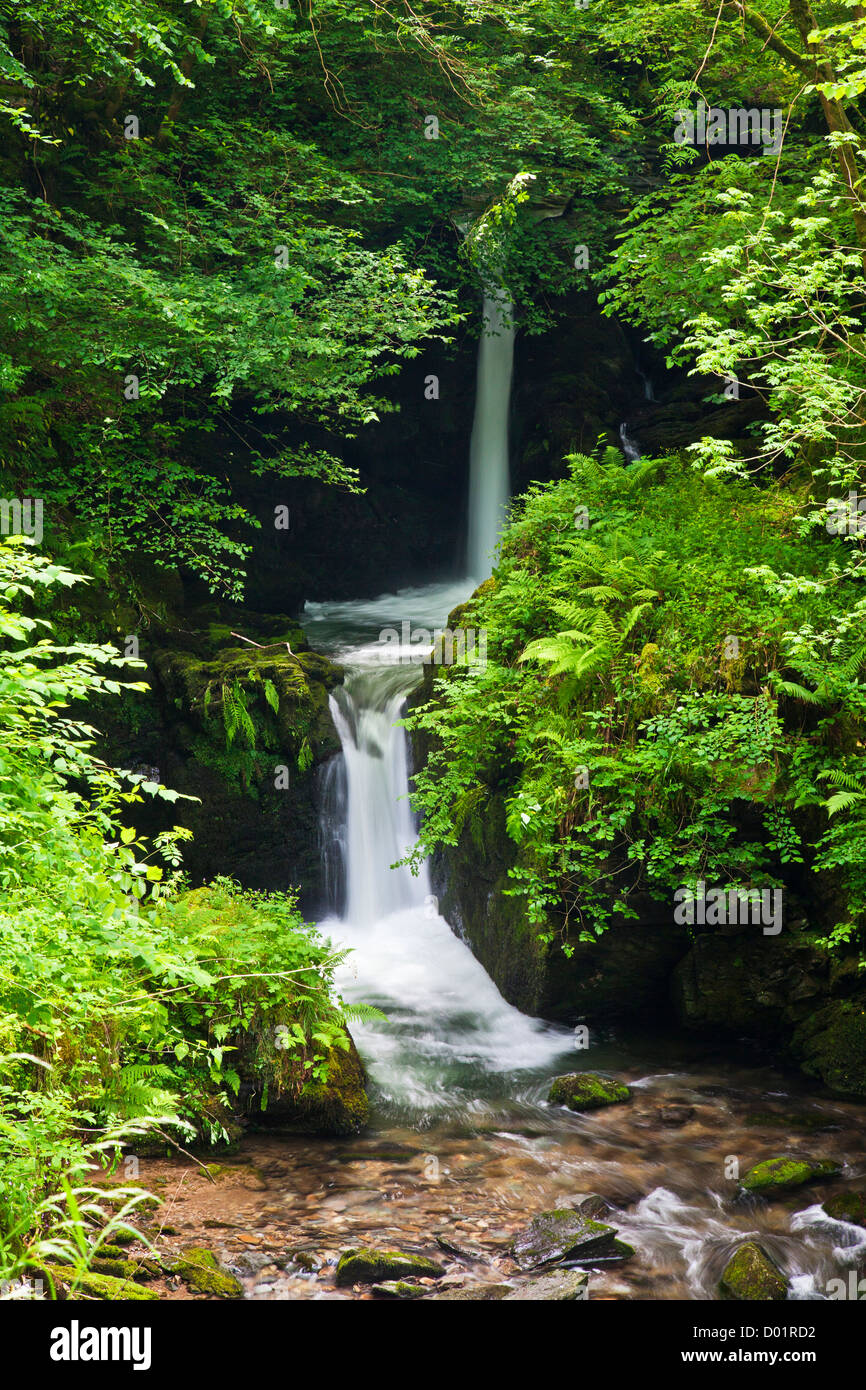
[100,601,344,906]
[719,1243,788,1301]
[429,787,689,1022]
[673,930,866,1100]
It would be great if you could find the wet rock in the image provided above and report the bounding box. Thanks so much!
[504,1269,589,1300]
[434,1233,483,1259]
[335,1248,443,1287]
[430,1283,513,1301]
[739,1156,842,1196]
[169,1247,244,1299]
[822,1186,866,1227]
[370,1281,426,1299]
[548,1073,631,1112]
[570,1194,617,1220]
[512,1210,620,1270]
[658,1106,696,1127]
[719,1243,788,1301]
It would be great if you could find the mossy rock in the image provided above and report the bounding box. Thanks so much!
[740,1156,842,1196]
[548,1072,632,1112]
[512,1209,620,1269]
[248,1035,368,1136]
[46,1265,159,1301]
[335,1248,443,1287]
[370,1281,427,1299]
[719,1243,788,1301]
[89,1255,161,1281]
[822,1187,866,1226]
[791,1000,866,1099]
[170,1247,244,1299]
[431,1283,513,1301]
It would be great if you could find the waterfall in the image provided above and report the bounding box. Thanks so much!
[466,285,515,580]
[303,582,571,1118]
[327,666,428,927]
[619,421,642,462]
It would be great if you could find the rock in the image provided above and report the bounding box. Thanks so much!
[504,1270,589,1300]
[658,1106,696,1127]
[570,1194,616,1220]
[45,1265,159,1301]
[370,1281,426,1299]
[739,1156,842,1196]
[334,1248,443,1287]
[719,1243,788,1301]
[548,1073,631,1111]
[245,1036,369,1136]
[822,1187,866,1227]
[169,1247,244,1298]
[89,1255,160,1281]
[434,1233,483,1259]
[430,1283,513,1301]
[512,1210,620,1269]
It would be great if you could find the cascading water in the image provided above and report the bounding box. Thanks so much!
[286,290,865,1302]
[465,285,515,580]
[304,585,572,1120]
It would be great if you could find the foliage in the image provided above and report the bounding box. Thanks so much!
[405,452,866,952]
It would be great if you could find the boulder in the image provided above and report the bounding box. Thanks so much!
[822,1187,866,1227]
[430,1283,513,1301]
[169,1247,244,1299]
[548,1073,631,1111]
[504,1270,589,1301]
[335,1248,443,1287]
[370,1281,427,1299]
[739,1156,842,1196]
[719,1243,788,1301]
[512,1210,620,1269]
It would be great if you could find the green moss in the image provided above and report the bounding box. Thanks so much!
[170,1247,243,1299]
[548,1072,631,1111]
[719,1243,788,1301]
[740,1155,841,1195]
[370,1281,427,1299]
[335,1248,443,1287]
[822,1189,866,1226]
[46,1264,159,1301]
[89,1255,160,1281]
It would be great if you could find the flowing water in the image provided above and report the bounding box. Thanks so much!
[466,287,515,581]
[148,286,865,1302]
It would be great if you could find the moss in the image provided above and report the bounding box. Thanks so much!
[89,1256,160,1281]
[740,1155,841,1195]
[45,1264,159,1301]
[250,1036,369,1136]
[791,1001,866,1099]
[719,1243,788,1301]
[170,1247,244,1299]
[335,1248,443,1287]
[370,1281,427,1299]
[548,1072,631,1111]
[822,1188,866,1226]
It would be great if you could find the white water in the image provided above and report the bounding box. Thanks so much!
[306,584,572,1120]
[466,286,515,581]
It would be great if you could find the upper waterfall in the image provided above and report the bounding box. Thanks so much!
[465,284,515,580]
